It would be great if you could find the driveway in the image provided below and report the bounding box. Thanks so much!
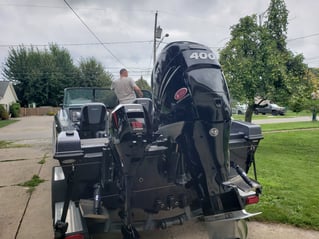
[0,116,318,239]
[0,116,56,239]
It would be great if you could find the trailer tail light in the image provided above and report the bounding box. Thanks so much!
[246,195,259,205]
[131,121,144,130]
[65,234,85,239]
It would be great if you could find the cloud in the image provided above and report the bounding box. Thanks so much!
[0,0,318,82]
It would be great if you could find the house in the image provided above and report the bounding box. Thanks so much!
[0,81,19,112]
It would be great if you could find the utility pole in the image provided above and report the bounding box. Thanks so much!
[153,11,169,65]
[258,8,268,26]
[153,11,158,65]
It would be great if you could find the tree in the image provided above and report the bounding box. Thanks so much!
[308,68,319,90]
[265,0,288,51]
[219,0,308,122]
[308,90,319,121]
[0,104,9,120]
[219,15,263,122]
[77,58,112,88]
[285,52,310,112]
[3,46,32,107]
[2,45,114,106]
[136,76,151,91]
[48,44,79,105]
[306,69,319,121]
[2,44,78,106]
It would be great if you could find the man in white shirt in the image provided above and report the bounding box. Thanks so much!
[111,68,143,104]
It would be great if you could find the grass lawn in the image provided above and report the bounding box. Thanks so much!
[0,119,18,128]
[247,126,319,230]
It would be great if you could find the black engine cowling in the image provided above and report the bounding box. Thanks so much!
[152,41,231,126]
[152,41,240,214]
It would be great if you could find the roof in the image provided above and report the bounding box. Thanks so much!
[0,81,18,100]
[0,81,10,98]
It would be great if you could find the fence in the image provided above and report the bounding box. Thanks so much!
[19,107,60,117]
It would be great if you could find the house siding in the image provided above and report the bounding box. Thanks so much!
[0,82,18,112]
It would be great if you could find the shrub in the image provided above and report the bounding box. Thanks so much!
[0,105,9,120]
[47,111,56,116]
[10,103,21,118]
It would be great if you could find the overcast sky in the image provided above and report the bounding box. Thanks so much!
[0,0,318,82]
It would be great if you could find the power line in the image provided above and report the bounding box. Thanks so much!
[0,69,153,75]
[287,33,319,42]
[63,0,127,68]
[306,59,319,64]
[0,3,156,13]
[0,3,65,9]
[0,40,153,48]
[305,56,319,60]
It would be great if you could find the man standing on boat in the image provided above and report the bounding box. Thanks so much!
[111,68,143,104]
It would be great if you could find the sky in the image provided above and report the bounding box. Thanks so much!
[0,0,318,83]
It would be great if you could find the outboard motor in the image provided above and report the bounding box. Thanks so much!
[152,41,239,215]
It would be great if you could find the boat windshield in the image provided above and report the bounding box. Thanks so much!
[63,88,118,108]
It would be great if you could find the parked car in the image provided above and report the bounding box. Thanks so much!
[232,102,248,115]
[254,103,285,116]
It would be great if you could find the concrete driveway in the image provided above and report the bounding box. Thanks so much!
[0,116,318,239]
[0,116,57,239]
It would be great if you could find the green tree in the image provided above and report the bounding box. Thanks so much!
[285,52,310,112]
[308,68,319,90]
[0,105,9,120]
[77,58,112,88]
[2,44,78,106]
[9,103,20,117]
[305,69,319,120]
[219,15,262,122]
[219,0,308,122]
[3,46,31,107]
[136,76,151,91]
[48,44,79,105]
[265,0,288,51]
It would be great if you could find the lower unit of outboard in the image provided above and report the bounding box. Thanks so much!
[109,104,197,234]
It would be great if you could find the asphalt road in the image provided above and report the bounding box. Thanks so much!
[0,116,318,239]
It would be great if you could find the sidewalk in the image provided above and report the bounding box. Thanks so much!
[0,116,318,239]
[0,116,56,239]
[252,116,313,124]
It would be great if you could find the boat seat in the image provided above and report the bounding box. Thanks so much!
[79,103,107,139]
